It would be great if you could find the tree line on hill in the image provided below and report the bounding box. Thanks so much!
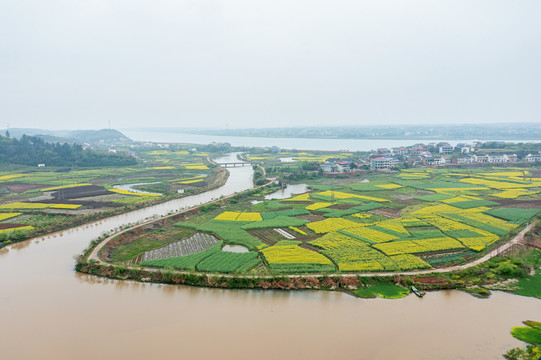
[0,134,137,167]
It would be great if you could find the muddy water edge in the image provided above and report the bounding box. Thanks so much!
[0,154,538,359]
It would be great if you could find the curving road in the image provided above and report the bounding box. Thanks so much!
[88,206,534,279]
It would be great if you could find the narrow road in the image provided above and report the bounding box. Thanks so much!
[89,220,535,279]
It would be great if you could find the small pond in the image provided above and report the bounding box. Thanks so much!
[264,183,309,200]
[222,245,250,253]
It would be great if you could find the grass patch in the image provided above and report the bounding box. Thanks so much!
[511,321,541,345]
[353,288,377,298]
[356,284,410,299]
[514,269,541,299]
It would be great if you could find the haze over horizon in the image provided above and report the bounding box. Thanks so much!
[1,1,540,131]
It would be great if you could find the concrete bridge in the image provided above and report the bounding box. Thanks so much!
[217,162,252,168]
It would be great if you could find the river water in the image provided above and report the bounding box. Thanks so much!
[122,128,541,152]
[0,153,539,359]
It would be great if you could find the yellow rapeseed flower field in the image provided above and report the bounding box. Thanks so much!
[261,245,334,265]
[0,213,22,221]
[214,212,262,221]
[0,226,34,234]
[306,202,333,210]
[375,184,403,189]
[282,193,311,202]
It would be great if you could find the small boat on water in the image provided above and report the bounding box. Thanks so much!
[411,285,426,297]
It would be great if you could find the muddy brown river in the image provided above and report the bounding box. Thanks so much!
[1,154,539,359]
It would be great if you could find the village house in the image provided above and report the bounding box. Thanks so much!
[422,156,446,166]
[455,143,472,153]
[505,154,518,162]
[525,153,541,162]
[391,147,408,156]
[320,162,341,173]
[336,161,352,172]
[370,157,394,170]
[452,156,475,165]
[412,146,427,155]
[437,142,453,154]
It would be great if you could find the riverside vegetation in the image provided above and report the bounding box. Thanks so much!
[505,320,541,360]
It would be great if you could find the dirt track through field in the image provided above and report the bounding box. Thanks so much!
[89,212,535,280]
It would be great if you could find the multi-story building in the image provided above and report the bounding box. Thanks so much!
[370,157,394,170]
[525,153,541,162]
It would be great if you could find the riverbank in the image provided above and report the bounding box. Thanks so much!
[77,194,541,298]
[0,164,229,249]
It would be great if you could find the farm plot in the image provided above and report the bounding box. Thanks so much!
[317,203,383,218]
[459,177,541,190]
[492,189,539,199]
[442,213,516,236]
[316,190,389,203]
[389,255,430,271]
[0,212,22,221]
[241,216,307,230]
[0,202,82,210]
[47,185,114,199]
[260,244,336,273]
[0,225,34,234]
[446,199,501,209]
[281,193,311,202]
[339,226,399,244]
[416,215,499,251]
[306,202,333,211]
[308,232,397,271]
[247,228,289,245]
[196,251,262,273]
[141,243,222,270]
[214,211,262,221]
[484,208,540,225]
[177,220,263,249]
[347,182,403,192]
[260,209,309,220]
[373,237,464,256]
[306,218,359,234]
[141,233,219,262]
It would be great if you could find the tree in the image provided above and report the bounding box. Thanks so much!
[5,130,9,138]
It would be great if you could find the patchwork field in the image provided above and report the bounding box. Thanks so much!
[0,145,224,246]
[131,167,540,275]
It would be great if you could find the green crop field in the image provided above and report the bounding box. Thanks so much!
[121,167,541,276]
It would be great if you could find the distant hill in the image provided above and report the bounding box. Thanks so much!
[0,134,137,167]
[1,128,131,145]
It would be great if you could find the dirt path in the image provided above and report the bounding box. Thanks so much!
[89,221,535,280]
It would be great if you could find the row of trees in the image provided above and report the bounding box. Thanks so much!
[0,134,137,167]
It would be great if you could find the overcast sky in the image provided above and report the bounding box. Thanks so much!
[1,0,540,130]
